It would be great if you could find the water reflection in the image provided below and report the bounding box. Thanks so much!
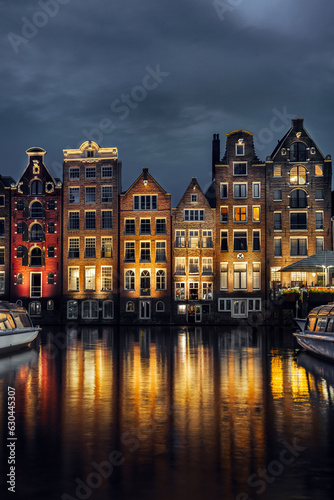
[0,325,334,500]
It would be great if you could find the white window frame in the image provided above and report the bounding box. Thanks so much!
[220,263,228,290]
[233,182,248,199]
[218,298,232,312]
[233,206,248,223]
[252,262,261,290]
[233,162,247,176]
[101,266,113,291]
[252,182,261,199]
[220,183,228,199]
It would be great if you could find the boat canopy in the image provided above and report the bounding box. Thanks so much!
[308,303,334,317]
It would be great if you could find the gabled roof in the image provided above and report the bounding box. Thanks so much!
[174,177,213,210]
[271,118,325,160]
[15,147,60,187]
[121,167,170,196]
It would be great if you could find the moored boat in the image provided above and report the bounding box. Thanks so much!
[0,302,41,354]
[293,303,334,361]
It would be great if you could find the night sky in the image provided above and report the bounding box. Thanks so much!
[2,0,334,204]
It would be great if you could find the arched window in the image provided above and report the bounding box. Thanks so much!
[48,199,55,210]
[30,247,42,266]
[125,270,135,290]
[17,199,24,210]
[17,246,23,258]
[48,221,55,233]
[30,180,43,195]
[156,270,166,290]
[47,272,54,284]
[140,270,150,296]
[290,189,307,208]
[17,273,23,285]
[30,223,43,242]
[290,165,306,185]
[30,201,43,218]
[156,301,165,312]
[289,142,307,162]
[126,301,135,312]
[47,300,54,310]
[48,246,55,257]
[29,301,41,316]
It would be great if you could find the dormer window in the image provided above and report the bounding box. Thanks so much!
[87,150,94,158]
[30,180,43,195]
[235,139,245,156]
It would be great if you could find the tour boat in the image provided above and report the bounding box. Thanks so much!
[293,303,334,361]
[0,302,40,354]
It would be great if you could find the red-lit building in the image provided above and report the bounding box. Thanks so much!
[0,175,14,299]
[10,147,62,320]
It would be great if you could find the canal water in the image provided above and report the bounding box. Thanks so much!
[1,324,334,500]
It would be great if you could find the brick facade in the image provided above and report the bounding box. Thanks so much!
[172,177,216,323]
[10,147,62,321]
[0,175,14,299]
[62,141,121,322]
[119,168,171,323]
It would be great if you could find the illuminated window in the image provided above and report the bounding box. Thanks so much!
[253,230,260,251]
[30,201,43,218]
[85,167,96,178]
[69,167,80,179]
[290,165,306,185]
[233,231,247,251]
[140,270,151,296]
[69,187,80,204]
[274,238,282,257]
[101,210,112,229]
[30,180,43,195]
[220,206,228,223]
[252,263,260,290]
[17,273,23,285]
[125,242,135,262]
[69,212,79,230]
[175,283,185,300]
[85,211,96,230]
[101,237,112,258]
[270,267,281,281]
[316,212,324,230]
[189,282,199,300]
[220,183,228,199]
[126,301,135,312]
[47,300,54,311]
[125,219,135,234]
[133,195,157,210]
[221,230,228,251]
[233,263,247,290]
[177,304,186,314]
[235,140,244,156]
[315,164,323,176]
[85,187,96,203]
[48,246,55,258]
[290,189,307,208]
[189,257,199,274]
[85,267,96,291]
[233,162,247,176]
[68,267,79,291]
[184,209,204,221]
[101,186,113,203]
[85,237,96,258]
[290,213,307,230]
[233,206,247,222]
[220,263,228,290]
[155,218,166,234]
[316,237,324,253]
[67,300,78,319]
[273,165,282,177]
[175,257,185,275]
[252,206,260,222]
[101,266,112,291]
[290,237,307,256]
[47,272,55,285]
[68,238,79,258]
[140,219,151,234]
[156,270,166,290]
[140,242,151,262]
[189,230,199,248]
[175,230,186,247]
[125,270,135,290]
[155,241,166,262]
[233,183,247,199]
[202,257,213,275]
[202,282,213,300]
[289,142,307,162]
[102,165,113,178]
[202,230,213,248]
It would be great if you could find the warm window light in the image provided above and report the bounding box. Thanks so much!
[143,180,148,186]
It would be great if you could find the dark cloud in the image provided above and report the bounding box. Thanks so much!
[1,0,334,202]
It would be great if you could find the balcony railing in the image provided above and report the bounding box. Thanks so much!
[175,238,186,248]
[31,286,42,297]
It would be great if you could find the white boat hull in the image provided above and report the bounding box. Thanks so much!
[0,328,39,354]
[293,331,334,362]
